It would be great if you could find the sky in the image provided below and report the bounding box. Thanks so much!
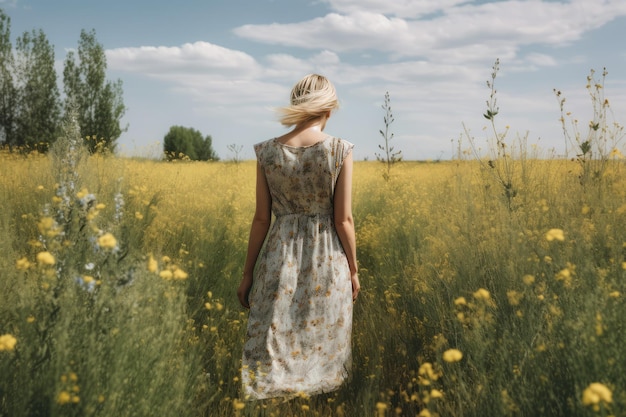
[3,0,626,160]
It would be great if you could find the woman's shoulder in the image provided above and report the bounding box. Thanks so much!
[327,136,354,154]
[253,138,277,157]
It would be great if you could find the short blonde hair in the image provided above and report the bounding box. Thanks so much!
[277,74,339,127]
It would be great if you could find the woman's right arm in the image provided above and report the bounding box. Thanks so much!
[333,152,360,301]
[237,161,272,308]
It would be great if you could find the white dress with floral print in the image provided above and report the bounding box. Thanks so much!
[242,136,354,400]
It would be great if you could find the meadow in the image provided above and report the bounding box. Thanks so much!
[1,126,625,416]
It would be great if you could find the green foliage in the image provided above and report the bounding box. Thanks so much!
[163,125,219,161]
[1,155,625,416]
[375,91,402,181]
[63,29,126,154]
[0,9,16,147]
[13,28,61,152]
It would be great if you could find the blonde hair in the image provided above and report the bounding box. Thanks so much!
[277,74,339,127]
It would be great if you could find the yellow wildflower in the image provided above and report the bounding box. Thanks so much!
[147,255,158,273]
[522,274,535,285]
[36,251,56,266]
[430,389,443,399]
[555,268,572,287]
[76,188,88,199]
[545,228,565,242]
[173,268,188,280]
[473,288,490,301]
[443,348,463,363]
[135,211,144,220]
[57,391,71,405]
[418,362,439,381]
[609,291,620,298]
[0,334,17,351]
[506,290,522,306]
[159,270,173,280]
[97,233,117,249]
[16,257,32,270]
[82,275,94,284]
[301,404,310,411]
[418,409,432,417]
[453,296,466,306]
[233,399,245,410]
[95,203,106,210]
[582,382,612,406]
[622,262,626,270]
[26,316,35,323]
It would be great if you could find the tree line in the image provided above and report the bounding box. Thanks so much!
[1,8,219,160]
[0,8,126,153]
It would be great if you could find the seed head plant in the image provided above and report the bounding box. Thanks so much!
[554,67,625,187]
[464,58,533,212]
[376,91,402,181]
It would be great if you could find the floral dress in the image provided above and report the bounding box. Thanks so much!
[242,136,354,400]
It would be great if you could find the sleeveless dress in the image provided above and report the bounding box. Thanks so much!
[242,136,354,400]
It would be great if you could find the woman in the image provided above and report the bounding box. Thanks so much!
[237,74,360,400]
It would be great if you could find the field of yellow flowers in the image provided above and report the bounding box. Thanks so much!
[1,130,625,416]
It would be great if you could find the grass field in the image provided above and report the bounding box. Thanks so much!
[1,137,625,416]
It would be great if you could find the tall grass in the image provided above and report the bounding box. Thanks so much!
[1,122,625,415]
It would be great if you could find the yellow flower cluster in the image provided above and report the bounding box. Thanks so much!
[38,216,61,239]
[443,348,463,363]
[472,288,490,301]
[418,362,440,386]
[582,382,612,409]
[0,334,17,351]
[57,372,80,405]
[97,232,118,250]
[15,257,32,270]
[148,254,189,280]
[36,251,56,266]
[545,228,565,242]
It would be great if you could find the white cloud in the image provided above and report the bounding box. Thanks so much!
[106,41,260,77]
[235,0,626,62]
[321,0,470,18]
[235,11,418,53]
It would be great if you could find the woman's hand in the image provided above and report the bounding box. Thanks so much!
[237,274,253,309]
[351,271,360,302]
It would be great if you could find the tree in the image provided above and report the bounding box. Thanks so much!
[0,9,16,147]
[163,126,219,161]
[14,28,61,151]
[63,29,126,153]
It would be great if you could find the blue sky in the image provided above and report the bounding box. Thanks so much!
[3,0,626,160]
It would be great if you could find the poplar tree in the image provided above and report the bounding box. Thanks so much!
[0,10,16,147]
[14,28,61,151]
[63,29,126,153]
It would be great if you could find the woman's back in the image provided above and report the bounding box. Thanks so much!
[254,136,352,217]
